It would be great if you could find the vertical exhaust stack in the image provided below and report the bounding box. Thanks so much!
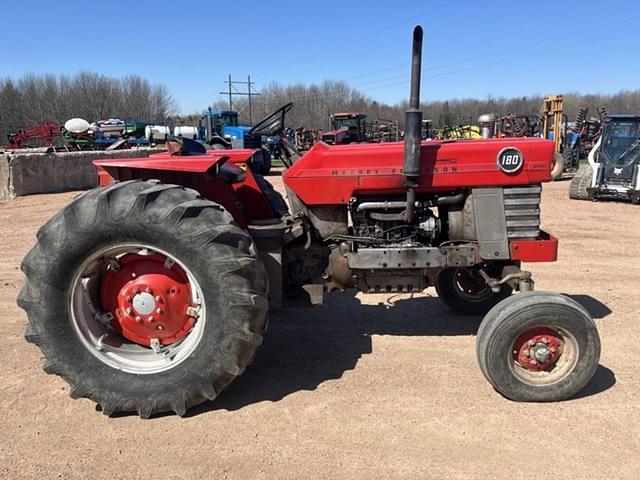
[404,26,424,223]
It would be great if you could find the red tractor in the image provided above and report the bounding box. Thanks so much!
[321,112,368,144]
[19,27,600,418]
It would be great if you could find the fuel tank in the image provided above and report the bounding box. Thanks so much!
[283,138,554,205]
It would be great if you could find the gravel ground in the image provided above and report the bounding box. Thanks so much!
[0,178,638,479]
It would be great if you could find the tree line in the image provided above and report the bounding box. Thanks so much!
[3,71,640,144]
[214,81,640,131]
[0,72,176,142]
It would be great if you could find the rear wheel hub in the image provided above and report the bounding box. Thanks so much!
[454,267,492,299]
[100,253,197,347]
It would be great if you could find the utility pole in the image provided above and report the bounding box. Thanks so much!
[218,75,260,123]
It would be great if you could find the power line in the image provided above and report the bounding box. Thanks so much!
[349,11,640,92]
[292,0,630,88]
[361,21,639,95]
[220,8,639,113]
[257,0,461,76]
[218,75,261,122]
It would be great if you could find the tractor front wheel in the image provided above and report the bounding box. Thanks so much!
[550,152,565,180]
[18,180,268,417]
[476,292,600,402]
[435,267,512,316]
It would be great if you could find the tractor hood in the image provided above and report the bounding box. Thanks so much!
[283,138,554,205]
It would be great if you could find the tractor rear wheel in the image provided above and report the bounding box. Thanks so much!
[435,267,512,316]
[18,180,268,417]
[476,292,600,402]
[569,164,593,200]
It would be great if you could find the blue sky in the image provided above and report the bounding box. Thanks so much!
[1,0,638,113]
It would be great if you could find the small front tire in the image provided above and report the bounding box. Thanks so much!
[476,292,600,402]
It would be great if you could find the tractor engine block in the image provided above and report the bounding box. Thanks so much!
[349,197,440,247]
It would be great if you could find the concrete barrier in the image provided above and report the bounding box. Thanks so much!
[0,148,163,199]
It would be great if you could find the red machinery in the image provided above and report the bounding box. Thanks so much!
[6,122,61,149]
[19,27,600,418]
[321,112,368,144]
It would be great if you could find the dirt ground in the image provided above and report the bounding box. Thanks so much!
[0,178,639,480]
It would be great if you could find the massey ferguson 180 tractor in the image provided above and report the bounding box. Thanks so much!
[18,27,601,418]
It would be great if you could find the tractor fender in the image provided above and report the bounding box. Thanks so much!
[93,149,276,228]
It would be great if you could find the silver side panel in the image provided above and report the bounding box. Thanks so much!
[472,188,509,259]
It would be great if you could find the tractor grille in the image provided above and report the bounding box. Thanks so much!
[503,185,541,239]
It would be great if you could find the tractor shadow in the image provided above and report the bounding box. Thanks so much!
[565,294,612,319]
[188,291,615,416]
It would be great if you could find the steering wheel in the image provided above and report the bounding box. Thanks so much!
[249,103,293,136]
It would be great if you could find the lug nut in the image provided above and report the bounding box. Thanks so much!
[155,296,162,303]
[148,316,155,322]
[125,295,132,302]
[529,359,538,365]
[542,338,549,344]
[125,307,133,315]
[134,287,140,294]
[156,308,163,315]
[135,316,142,323]
[145,287,153,294]
[528,340,536,346]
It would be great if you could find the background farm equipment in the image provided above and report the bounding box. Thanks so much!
[421,119,434,139]
[563,106,608,170]
[541,95,568,178]
[198,108,246,148]
[440,123,481,139]
[321,112,368,144]
[6,122,62,149]
[62,117,152,150]
[497,114,541,138]
[198,104,298,174]
[570,114,640,203]
[291,127,321,151]
[368,118,400,142]
[18,26,600,419]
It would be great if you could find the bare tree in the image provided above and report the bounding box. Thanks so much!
[0,72,176,142]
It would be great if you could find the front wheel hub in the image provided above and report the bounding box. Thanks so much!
[513,327,564,372]
[100,253,197,347]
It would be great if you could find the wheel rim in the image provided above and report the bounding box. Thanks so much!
[69,243,206,374]
[454,268,492,301]
[510,326,579,386]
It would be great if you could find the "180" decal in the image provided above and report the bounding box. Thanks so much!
[497,147,524,173]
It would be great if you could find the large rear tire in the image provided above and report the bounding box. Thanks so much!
[476,292,600,402]
[569,164,593,200]
[18,180,269,417]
